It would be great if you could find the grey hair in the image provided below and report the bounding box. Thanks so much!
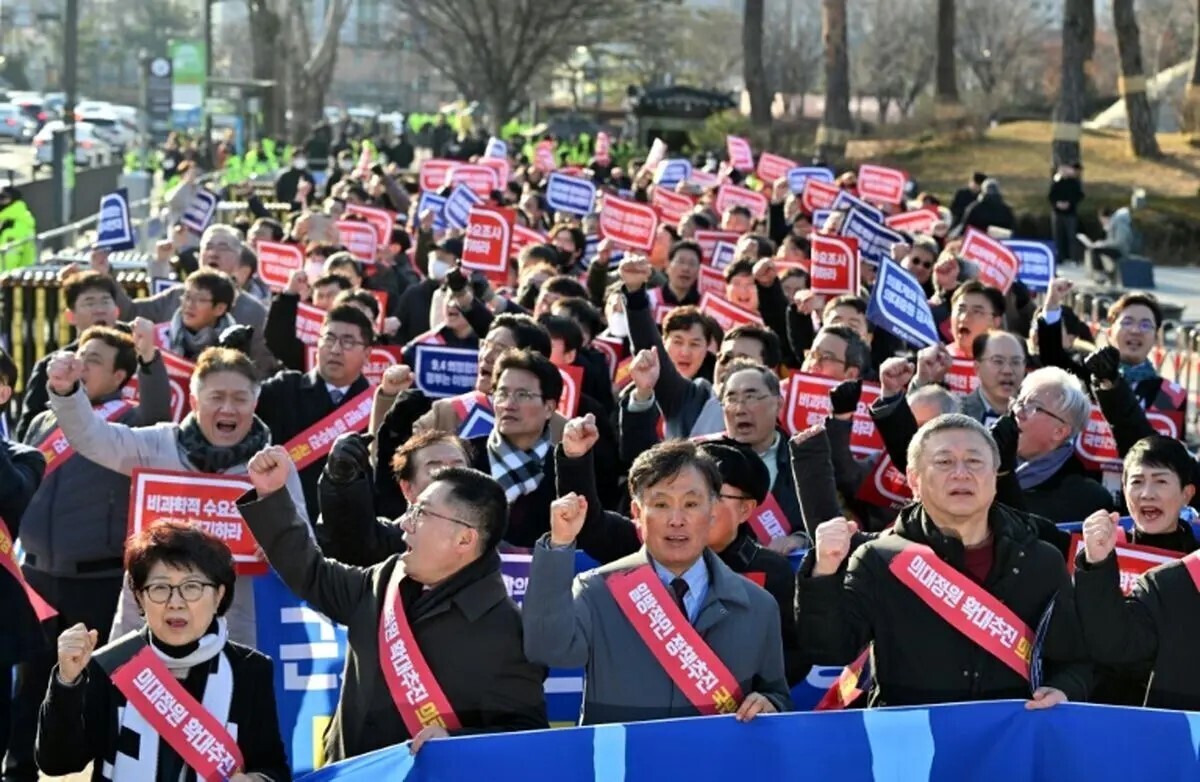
[200,224,242,248]
[982,178,1001,196]
[907,413,1000,471]
[907,385,961,417]
[1020,366,1090,438]
[717,358,781,398]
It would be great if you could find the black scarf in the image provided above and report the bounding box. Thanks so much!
[176,414,271,473]
[1130,521,1200,554]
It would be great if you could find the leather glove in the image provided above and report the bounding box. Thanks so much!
[1083,345,1121,385]
[829,379,863,417]
[217,324,254,354]
[325,432,373,484]
[444,264,469,293]
[988,413,1020,475]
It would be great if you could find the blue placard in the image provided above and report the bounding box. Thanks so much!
[786,165,834,194]
[442,184,483,230]
[484,136,508,159]
[545,171,597,216]
[180,189,219,234]
[150,278,180,295]
[711,241,737,270]
[654,158,693,189]
[95,188,135,250]
[581,234,623,269]
[831,190,884,224]
[811,208,833,229]
[415,191,448,233]
[840,208,904,267]
[413,345,479,398]
[1005,239,1056,293]
[867,258,940,348]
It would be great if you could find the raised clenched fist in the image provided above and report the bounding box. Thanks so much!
[618,255,652,293]
[916,344,952,386]
[247,445,293,498]
[813,517,859,577]
[286,269,310,298]
[57,622,98,685]
[1082,509,1121,564]
[629,348,660,399]
[1045,277,1073,313]
[879,357,916,398]
[561,413,600,458]
[550,492,588,547]
[380,364,413,396]
[130,317,158,363]
[47,351,84,396]
[793,288,825,316]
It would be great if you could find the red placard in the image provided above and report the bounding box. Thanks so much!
[945,358,980,396]
[1075,406,1178,471]
[885,208,941,234]
[447,164,501,198]
[1067,534,1180,595]
[756,152,797,184]
[854,453,913,510]
[689,169,720,190]
[535,140,557,172]
[128,468,264,575]
[510,223,546,256]
[651,187,695,225]
[726,135,754,171]
[296,302,324,346]
[693,230,742,264]
[857,164,908,205]
[599,196,659,251]
[960,228,1019,293]
[809,235,860,296]
[698,291,763,331]
[336,220,379,264]
[345,203,396,246]
[257,240,304,291]
[715,184,768,221]
[363,345,401,387]
[419,158,459,192]
[783,372,884,456]
[461,206,514,276]
[592,335,628,379]
[478,156,511,187]
[557,365,583,417]
[745,493,792,544]
[802,179,841,214]
[698,266,725,297]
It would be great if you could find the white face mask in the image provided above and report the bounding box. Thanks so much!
[293,158,308,170]
[428,255,452,281]
[339,160,353,172]
[606,311,629,338]
[305,260,325,281]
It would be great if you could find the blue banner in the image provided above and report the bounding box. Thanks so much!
[786,166,834,194]
[95,189,135,250]
[545,172,597,216]
[150,278,180,295]
[443,184,483,230]
[181,189,219,234]
[867,258,940,348]
[654,158,692,189]
[298,700,1200,781]
[415,191,448,233]
[582,235,623,269]
[1005,239,1056,293]
[831,190,884,225]
[811,208,833,229]
[711,241,737,270]
[841,208,904,267]
[412,345,479,398]
[485,137,508,159]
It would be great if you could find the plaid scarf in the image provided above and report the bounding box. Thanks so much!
[487,429,552,502]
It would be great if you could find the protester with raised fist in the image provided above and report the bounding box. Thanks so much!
[796,414,1091,709]
[36,521,289,782]
[237,446,547,761]
[524,440,790,723]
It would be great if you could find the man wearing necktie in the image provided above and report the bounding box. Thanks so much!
[523,439,791,724]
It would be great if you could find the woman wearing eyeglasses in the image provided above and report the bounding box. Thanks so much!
[36,521,290,781]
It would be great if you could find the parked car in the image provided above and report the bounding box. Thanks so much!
[33,121,116,170]
[13,97,56,131]
[77,107,137,153]
[0,103,37,142]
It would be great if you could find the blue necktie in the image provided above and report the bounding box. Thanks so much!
[330,389,345,404]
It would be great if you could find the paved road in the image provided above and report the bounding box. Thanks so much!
[1058,262,1200,323]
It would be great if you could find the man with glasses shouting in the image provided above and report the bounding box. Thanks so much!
[239,447,548,762]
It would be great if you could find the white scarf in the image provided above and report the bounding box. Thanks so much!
[106,619,237,782]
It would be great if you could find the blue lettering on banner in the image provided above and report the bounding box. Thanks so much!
[841,209,904,267]
[443,184,483,230]
[811,208,833,229]
[655,158,693,189]
[831,190,884,225]
[867,258,940,348]
[485,137,508,159]
[545,172,597,216]
[711,241,737,271]
[95,189,135,250]
[180,189,219,234]
[786,166,834,194]
[416,191,448,232]
[1005,239,1056,293]
[413,345,480,398]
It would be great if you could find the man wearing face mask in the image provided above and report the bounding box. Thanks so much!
[275,151,316,209]
[394,237,462,346]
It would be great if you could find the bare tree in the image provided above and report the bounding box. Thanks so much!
[744,0,772,126]
[1112,0,1161,156]
[935,0,961,116]
[764,0,822,115]
[615,5,742,91]
[818,0,853,159]
[854,0,936,121]
[956,0,1051,106]
[1053,0,1094,166]
[389,0,676,130]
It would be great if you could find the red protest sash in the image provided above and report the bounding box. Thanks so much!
[109,645,244,781]
[378,576,462,735]
[38,399,132,476]
[284,387,374,471]
[814,647,871,711]
[607,565,743,715]
[889,544,1035,680]
[745,494,791,545]
[1184,551,1200,591]
[1066,533,1181,596]
[0,517,57,621]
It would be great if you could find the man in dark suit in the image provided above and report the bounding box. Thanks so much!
[256,304,373,521]
[240,450,548,761]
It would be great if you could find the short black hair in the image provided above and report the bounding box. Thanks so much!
[537,313,584,354]
[326,252,363,280]
[542,275,588,301]
[1109,292,1163,329]
[434,466,509,552]
[723,258,756,283]
[185,269,236,310]
[490,313,552,358]
[819,324,871,372]
[125,521,236,616]
[63,270,119,310]
[251,217,285,241]
[238,244,258,274]
[1124,435,1195,489]
[722,323,782,369]
[628,440,722,500]
[669,240,703,261]
[312,273,353,292]
[391,430,471,482]
[0,346,16,386]
[78,326,138,389]
[823,295,868,318]
[971,329,1026,362]
[492,347,563,403]
[952,279,1005,318]
[334,289,381,321]
[518,244,560,270]
[726,204,752,220]
[663,306,723,343]
[550,296,604,342]
[324,303,376,345]
[742,234,776,258]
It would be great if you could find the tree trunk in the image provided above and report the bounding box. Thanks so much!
[1184,0,1200,135]
[934,0,961,120]
[1112,0,1160,157]
[743,0,772,127]
[1052,0,1090,166]
[818,0,852,161]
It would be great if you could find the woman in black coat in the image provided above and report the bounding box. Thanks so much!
[37,522,290,782]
